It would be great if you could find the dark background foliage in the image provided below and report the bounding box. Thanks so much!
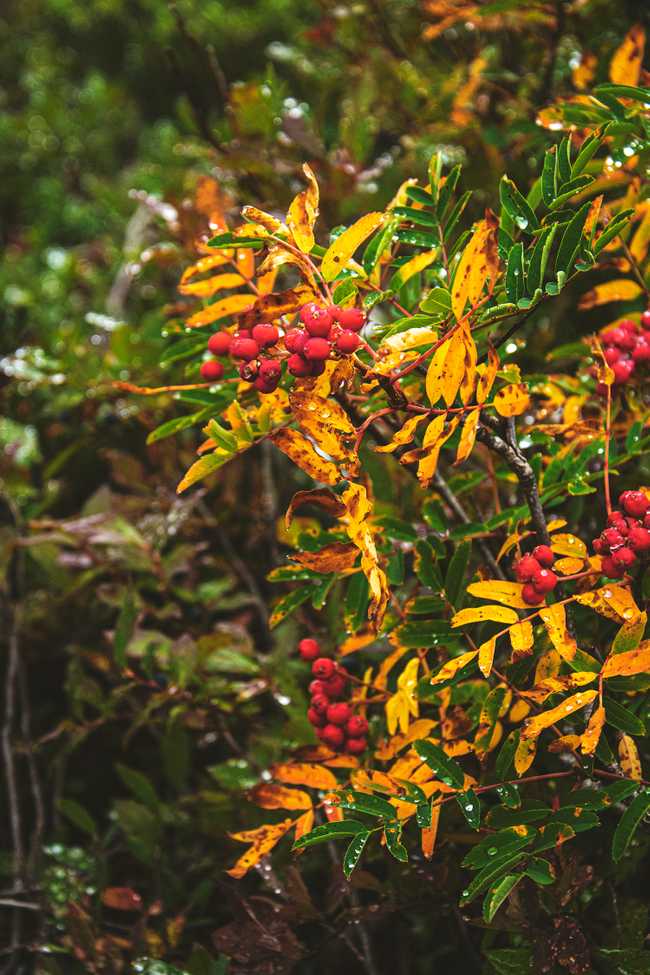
[1,2,649,973]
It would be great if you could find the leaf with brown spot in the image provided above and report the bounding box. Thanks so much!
[250,784,313,811]
[321,212,386,282]
[466,581,531,609]
[290,542,359,573]
[430,650,478,685]
[580,706,605,756]
[452,606,519,627]
[286,164,320,253]
[285,489,347,527]
[609,24,645,85]
[602,641,650,679]
[185,293,256,328]
[451,210,499,320]
[509,620,534,660]
[520,690,597,741]
[579,280,643,309]
[272,763,338,790]
[375,414,427,453]
[271,429,341,485]
[227,819,295,879]
[493,384,530,417]
[618,734,642,780]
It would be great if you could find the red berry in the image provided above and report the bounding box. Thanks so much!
[346,715,368,737]
[298,638,320,661]
[514,554,541,582]
[303,337,331,361]
[252,323,279,347]
[619,319,638,333]
[612,358,635,384]
[200,359,224,381]
[616,329,637,351]
[611,546,636,568]
[311,694,330,715]
[230,337,260,361]
[326,702,352,726]
[522,583,544,605]
[309,679,327,696]
[258,358,282,380]
[331,306,365,332]
[601,327,625,345]
[345,737,367,755]
[531,568,557,593]
[239,361,259,382]
[307,707,326,727]
[321,724,345,748]
[627,525,650,553]
[601,555,625,578]
[322,673,347,699]
[335,330,361,354]
[309,360,326,376]
[607,510,626,527]
[641,310,650,330]
[532,545,554,567]
[284,329,307,354]
[620,491,650,518]
[207,331,232,356]
[312,657,336,680]
[632,337,650,361]
[254,376,279,394]
[300,302,333,337]
[593,538,604,554]
[644,513,650,530]
[595,382,608,397]
[287,353,312,377]
[601,528,624,549]
[604,346,621,365]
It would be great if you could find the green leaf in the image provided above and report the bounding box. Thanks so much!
[526,224,557,293]
[495,731,520,779]
[405,186,435,206]
[444,191,472,242]
[555,201,592,275]
[445,540,470,608]
[336,790,397,819]
[594,83,650,103]
[416,800,432,827]
[429,150,443,210]
[460,850,528,905]
[343,829,371,878]
[384,821,408,862]
[116,763,159,810]
[612,789,650,862]
[456,788,481,829]
[420,287,451,314]
[332,278,359,304]
[462,826,536,869]
[205,419,238,452]
[541,149,556,207]
[505,242,525,301]
[593,209,635,255]
[570,128,606,178]
[523,857,555,885]
[293,820,366,849]
[414,539,443,590]
[393,206,440,229]
[269,587,314,628]
[485,947,533,975]
[414,740,464,789]
[550,175,594,209]
[605,697,646,736]
[555,137,572,186]
[147,409,213,445]
[482,873,522,923]
[612,614,646,655]
[437,165,462,220]
[114,588,137,669]
[56,798,97,837]
[208,232,264,249]
[363,217,398,274]
[500,176,539,232]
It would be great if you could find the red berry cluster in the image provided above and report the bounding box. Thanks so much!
[595,312,650,393]
[592,491,650,578]
[514,544,558,606]
[199,302,366,394]
[297,638,368,755]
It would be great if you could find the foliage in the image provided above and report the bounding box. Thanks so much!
[2,3,650,974]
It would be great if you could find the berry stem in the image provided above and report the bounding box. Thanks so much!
[604,376,613,516]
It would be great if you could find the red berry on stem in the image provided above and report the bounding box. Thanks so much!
[312,658,336,680]
[532,545,554,567]
[287,353,312,377]
[298,638,320,661]
[346,715,368,737]
[593,538,604,554]
[604,346,621,365]
[326,702,352,726]
[252,323,279,347]
[601,555,625,578]
[230,337,260,361]
[303,337,331,361]
[522,583,544,605]
[323,673,347,699]
[531,568,557,593]
[641,310,650,330]
[619,319,638,333]
[627,525,650,553]
[310,694,330,715]
[611,546,636,568]
[200,360,224,381]
[345,737,367,755]
[321,724,345,748]
[632,337,650,361]
[620,491,650,518]
[612,358,635,384]
[208,331,232,356]
[284,329,307,354]
[308,679,327,696]
[616,330,637,351]
[601,327,625,345]
[601,528,624,549]
[239,361,259,382]
[307,707,325,727]
[514,554,541,582]
[300,302,333,337]
[331,306,365,331]
[259,358,282,380]
[335,330,361,354]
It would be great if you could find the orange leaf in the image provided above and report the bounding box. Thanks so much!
[520,690,597,741]
[272,762,338,790]
[580,705,605,756]
[271,429,341,485]
[579,280,643,310]
[618,733,642,780]
[286,164,320,253]
[185,294,255,328]
[227,819,294,879]
[493,383,530,418]
[290,542,359,573]
[451,210,499,321]
[101,887,143,911]
[422,804,441,860]
[602,641,650,679]
[609,24,645,86]
[178,272,246,297]
[250,783,313,810]
[293,809,315,844]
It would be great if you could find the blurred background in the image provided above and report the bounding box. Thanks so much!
[0,1,648,972]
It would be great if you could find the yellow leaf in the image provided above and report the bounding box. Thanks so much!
[514,736,537,775]
[374,644,409,691]
[609,24,645,85]
[426,329,467,407]
[342,482,389,630]
[478,637,497,677]
[422,804,441,859]
[548,734,581,754]
[477,344,500,404]
[520,690,597,740]
[535,649,561,684]
[579,279,643,310]
[374,719,438,761]
[575,584,641,623]
[286,163,320,253]
[374,327,439,375]
[459,323,478,405]
[290,389,357,466]
[257,243,319,291]
[271,428,341,485]
[455,408,480,464]
[451,210,499,320]
[416,417,458,487]
[290,543,359,574]
[430,650,478,685]
[493,383,530,417]
[241,205,287,235]
[180,253,232,284]
[550,533,587,558]
[393,248,439,288]
[602,641,650,679]
[630,204,650,265]
[618,733,642,780]
[580,706,605,756]
[250,783,313,810]
[178,271,246,297]
[509,620,534,659]
[572,51,597,90]
[272,763,338,790]
[554,557,585,575]
[226,819,294,878]
[293,809,315,844]
[185,293,255,328]
[375,414,427,453]
[321,212,385,282]
[452,606,519,627]
[466,580,530,609]
[509,699,531,723]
